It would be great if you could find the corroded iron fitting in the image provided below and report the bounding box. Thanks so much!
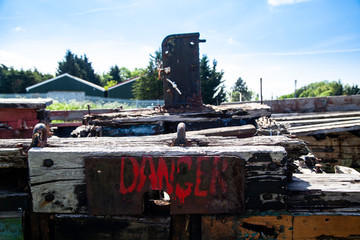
[31,123,48,147]
[172,122,188,146]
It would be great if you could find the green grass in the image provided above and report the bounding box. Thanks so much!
[46,100,134,111]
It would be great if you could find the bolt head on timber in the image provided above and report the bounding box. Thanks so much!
[172,122,190,147]
[31,123,48,147]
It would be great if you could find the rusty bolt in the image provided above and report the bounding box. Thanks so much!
[31,123,48,148]
[173,122,187,146]
[45,193,55,202]
[43,159,54,167]
[315,164,322,173]
[268,162,278,171]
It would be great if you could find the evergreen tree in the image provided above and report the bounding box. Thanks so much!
[230,77,253,102]
[109,65,122,83]
[344,84,360,95]
[132,50,162,100]
[57,50,101,86]
[0,64,52,93]
[200,55,226,105]
[0,64,12,93]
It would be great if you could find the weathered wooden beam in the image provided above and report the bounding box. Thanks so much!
[28,145,287,214]
[299,132,360,171]
[335,165,360,175]
[50,109,117,121]
[0,135,306,153]
[288,173,360,210]
[202,213,360,240]
[278,116,360,127]
[84,103,271,125]
[0,98,52,109]
[52,214,170,240]
[187,124,256,138]
[271,111,360,121]
[288,119,360,136]
[0,148,27,168]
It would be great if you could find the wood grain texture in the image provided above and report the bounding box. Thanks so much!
[202,214,360,240]
[0,98,52,109]
[28,145,287,213]
[288,173,360,210]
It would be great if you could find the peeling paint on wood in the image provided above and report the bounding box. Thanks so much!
[53,214,170,240]
[27,145,286,214]
[202,213,360,240]
[85,156,245,215]
[0,213,23,240]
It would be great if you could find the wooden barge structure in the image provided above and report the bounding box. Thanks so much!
[1,127,360,239]
[1,33,360,239]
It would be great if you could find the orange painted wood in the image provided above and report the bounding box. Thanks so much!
[293,215,360,239]
[202,214,360,240]
[202,215,293,239]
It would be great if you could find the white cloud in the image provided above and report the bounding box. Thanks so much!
[70,2,140,16]
[0,50,33,69]
[226,48,360,57]
[14,26,26,32]
[268,0,311,6]
[227,37,240,45]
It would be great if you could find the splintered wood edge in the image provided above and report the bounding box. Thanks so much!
[28,145,287,161]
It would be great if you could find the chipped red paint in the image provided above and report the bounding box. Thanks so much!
[0,109,39,138]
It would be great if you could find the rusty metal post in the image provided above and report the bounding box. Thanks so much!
[30,123,48,147]
[161,33,205,109]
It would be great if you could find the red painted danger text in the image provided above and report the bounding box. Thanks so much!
[119,156,229,204]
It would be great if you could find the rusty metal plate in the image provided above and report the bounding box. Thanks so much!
[161,33,204,109]
[85,156,245,215]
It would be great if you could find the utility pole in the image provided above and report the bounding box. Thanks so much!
[260,78,263,104]
[294,79,297,98]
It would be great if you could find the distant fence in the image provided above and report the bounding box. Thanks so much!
[0,93,164,109]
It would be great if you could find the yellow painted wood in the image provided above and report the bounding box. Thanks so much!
[202,214,360,239]
[293,215,360,239]
[202,215,293,239]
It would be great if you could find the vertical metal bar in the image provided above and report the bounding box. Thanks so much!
[260,78,263,104]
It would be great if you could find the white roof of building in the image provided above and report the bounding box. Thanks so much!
[26,73,105,92]
[107,76,141,90]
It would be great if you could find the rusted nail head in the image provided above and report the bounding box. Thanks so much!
[268,162,278,171]
[43,159,54,167]
[45,193,55,202]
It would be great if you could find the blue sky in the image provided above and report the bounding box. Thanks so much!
[0,0,359,99]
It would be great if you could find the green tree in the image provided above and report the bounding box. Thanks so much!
[0,64,12,93]
[279,80,355,99]
[108,65,128,83]
[344,84,360,95]
[200,55,226,105]
[132,50,162,100]
[101,66,144,89]
[103,80,118,91]
[0,64,52,93]
[230,77,253,102]
[57,50,101,86]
